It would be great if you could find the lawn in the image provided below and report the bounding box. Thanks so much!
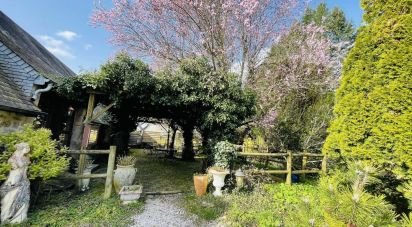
[131,149,202,193]
[26,182,144,226]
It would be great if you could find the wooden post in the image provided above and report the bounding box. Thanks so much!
[321,153,327,174]
[301,150,308,181]
[104,146,116,199]
[286,151,292,185]
[78,93,96,191]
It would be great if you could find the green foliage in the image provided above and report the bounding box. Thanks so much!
[225,165,398,226]
[265,89,334,152]
[182,194,227,221]
[398,181,412,209]
[58,55,255,159]
[57,53,153,103]
[155,58,256,137]
[0,126,69,180]
[323,0,412,182]
[212,141,237,169]
[225,184,318,226]
[303,3,355,42]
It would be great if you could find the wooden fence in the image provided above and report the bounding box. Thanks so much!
[236,151,327,185]
[63,146,116,199]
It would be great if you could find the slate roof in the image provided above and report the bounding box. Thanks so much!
[0,11,75,116]
[0,70,42,116]
[0,11,75,80]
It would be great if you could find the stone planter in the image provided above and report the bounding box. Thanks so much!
[193,174,208,196]
[119,185,143,204]
[208,168,229,196]
[113,165,137,193]
[75,164,98,192]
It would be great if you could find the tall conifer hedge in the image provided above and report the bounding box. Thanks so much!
[323,0,412,180]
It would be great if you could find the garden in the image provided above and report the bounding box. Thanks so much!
[0,0,411,226]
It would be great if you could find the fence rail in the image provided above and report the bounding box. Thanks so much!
[65,146,116,199]
[236,151,327,185]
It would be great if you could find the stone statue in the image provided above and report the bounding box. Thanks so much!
[0,143,31,224]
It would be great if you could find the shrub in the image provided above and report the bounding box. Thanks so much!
[301,164,397,226]
[225,164,398,226]
[0,125,70,180]
[225,184,318,226]
[323,0,412,181]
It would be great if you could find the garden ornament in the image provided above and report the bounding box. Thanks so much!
[0,143,31,224]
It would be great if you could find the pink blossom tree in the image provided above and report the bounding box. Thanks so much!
[91,0,307,84]
[250,23,334,151]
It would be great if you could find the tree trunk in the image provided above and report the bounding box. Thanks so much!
[112,130,130,155]
[182,125,195,161]
[169,125,177,150]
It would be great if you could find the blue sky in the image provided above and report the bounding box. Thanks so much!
[0,0,363,74]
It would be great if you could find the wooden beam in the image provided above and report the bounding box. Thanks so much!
[292,170,322,174]
[301,151,308,180]
[104,146,116,199]
[292,153,324,157]
[67,150,111,154]
[252,170,289,174]
[237,152,288,157]
[286,151,292,185]
[83,102,115,124]
[60,173,107,179]
[78,93,96,191]
[321,154,327,174]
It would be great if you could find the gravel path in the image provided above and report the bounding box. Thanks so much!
[131,194,218,227]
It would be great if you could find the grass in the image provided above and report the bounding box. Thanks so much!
[25,182,144,226]
[131,149,202,192]
[20,149,206,226]
[182,193,227,221]
[131,149,227,221]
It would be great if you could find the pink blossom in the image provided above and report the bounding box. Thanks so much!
[91,0,308,84]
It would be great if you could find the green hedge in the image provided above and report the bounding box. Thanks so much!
[323,0,412,180]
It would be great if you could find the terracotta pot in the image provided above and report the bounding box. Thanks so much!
[113,165,137,193]
[193,174,208,196]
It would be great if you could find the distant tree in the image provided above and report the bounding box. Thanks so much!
[302,3,355,83]
[303,3,354,42]
[91,0,307,85]
[251,23,333,152]
[323,0,412,204]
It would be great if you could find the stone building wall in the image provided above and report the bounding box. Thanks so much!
[0,110,34,134]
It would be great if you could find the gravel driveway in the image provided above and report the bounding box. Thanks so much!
[131,194,219,227]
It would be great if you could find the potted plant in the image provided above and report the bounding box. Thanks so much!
[113,155,137,193]
[193,173,208,196]
[208,141,237,196]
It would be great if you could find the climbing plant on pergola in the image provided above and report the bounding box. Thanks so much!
[57,54,255,161]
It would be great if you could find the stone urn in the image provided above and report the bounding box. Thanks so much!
[208,167,229,196]
[113,165,137,193]
[77,164,98,191]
